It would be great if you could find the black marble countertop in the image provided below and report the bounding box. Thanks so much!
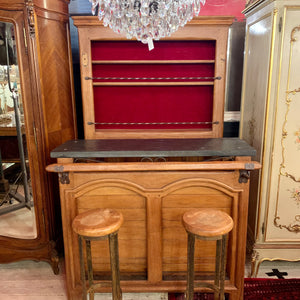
[50,138,256,159]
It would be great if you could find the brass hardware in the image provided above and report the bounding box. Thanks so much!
[238,163,254,183]
[82,53,88,67]
[239,170,251,183]
[58,172,70,184]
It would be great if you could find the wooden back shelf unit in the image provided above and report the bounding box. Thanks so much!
[73,16,234,139]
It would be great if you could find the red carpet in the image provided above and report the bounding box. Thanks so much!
[168,278,300,300]
[244,278,300,299]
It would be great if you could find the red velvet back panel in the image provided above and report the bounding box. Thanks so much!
[93,85,213,129]
[91,40,216,130]
[91,41,216,60]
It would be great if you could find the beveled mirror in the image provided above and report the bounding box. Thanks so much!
[0,21,37,239]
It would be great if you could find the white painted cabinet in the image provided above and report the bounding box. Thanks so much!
[240,0,300,276]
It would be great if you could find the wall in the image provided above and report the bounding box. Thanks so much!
[69,0,246,62]
[200,0,246,21]
[69,0,247,20]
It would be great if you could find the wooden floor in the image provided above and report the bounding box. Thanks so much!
[0,259,167,300]
[0,260,67,300]
[0,258,299,299]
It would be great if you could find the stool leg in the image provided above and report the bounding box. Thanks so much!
[186,232,195,300]
[109,232,122,300]
[219,234,228,300]
[86,240,95,300]
[78,236,87,300]
[214,238,222,300]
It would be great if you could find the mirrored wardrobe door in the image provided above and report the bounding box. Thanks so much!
[0,21,37,239]
[0,0,76,274]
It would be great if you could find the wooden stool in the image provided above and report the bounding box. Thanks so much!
[72,208,123,300]
[182,209,234,300]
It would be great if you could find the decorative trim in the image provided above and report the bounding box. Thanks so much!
[274,216,300,233]
[26,0,35,37]
[274,24,300,233]
[289,188,300,205]
[291,26,300,42]
[279,88,300,182]
[251,251,300,277]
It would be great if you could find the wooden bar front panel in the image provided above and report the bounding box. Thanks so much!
[55,162,249,300]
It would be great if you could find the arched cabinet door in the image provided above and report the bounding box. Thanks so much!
[0,0,76,274]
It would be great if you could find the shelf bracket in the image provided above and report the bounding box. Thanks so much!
[239,163,255,183]
[58,172,70,185]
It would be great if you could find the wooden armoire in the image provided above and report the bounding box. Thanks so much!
[240,0,300,277]
[0,0,76,273]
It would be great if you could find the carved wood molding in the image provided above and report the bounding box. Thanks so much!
[26,0,35,37]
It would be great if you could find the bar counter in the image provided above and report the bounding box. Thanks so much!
[47,138,260,300]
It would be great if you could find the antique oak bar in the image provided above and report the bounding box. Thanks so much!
[47,138,260,300]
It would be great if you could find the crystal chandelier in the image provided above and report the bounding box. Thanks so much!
[89,0,206,50]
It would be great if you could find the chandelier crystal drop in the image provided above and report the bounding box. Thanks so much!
[89,0,206,49]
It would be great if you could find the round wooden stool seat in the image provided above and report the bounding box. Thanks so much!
[72,208,123,237]
[182,208,233,237]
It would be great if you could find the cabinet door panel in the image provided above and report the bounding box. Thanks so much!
[265,8,300,241]
[241,14,273,162]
